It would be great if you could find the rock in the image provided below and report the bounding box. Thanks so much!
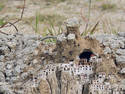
[7,41,17,49]
[0,46,10,55]
[11,76,20,82]
[120,68,125,74]
[57,34,66,41]
[120,79,125,89]
[6,64,13,70]
[14,65,22,74]
[117,32,125,37]
[65,17,80,27]
[21,72,28,79]
[33,49,39,55]
[0,62,5,71]
[0,72,5,82]
[67,34,75,40]
[33,59,38,64]
[5,70,12,77]
[116,56,125,65]
[110,40,122,49]
[0,84,13,94]
[95,34,124,49]
[0,55,4,61]
[116,49,125,55]
[104,47,112,54]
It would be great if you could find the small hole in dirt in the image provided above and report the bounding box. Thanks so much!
[79,49,94,62]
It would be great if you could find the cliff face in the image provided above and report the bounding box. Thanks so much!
[0,18,125,94]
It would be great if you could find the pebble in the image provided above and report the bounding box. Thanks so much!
[104,47,112,54]
[67,34,76,40]
[116,49,125,55]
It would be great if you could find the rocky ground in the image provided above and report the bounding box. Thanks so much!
[0,18,125,94]
[0,0,125,94]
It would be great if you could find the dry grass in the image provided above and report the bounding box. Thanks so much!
[101,3,116,11]
[0,0,125,35]
[46,0,66,3]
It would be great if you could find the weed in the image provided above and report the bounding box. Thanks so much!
[42,23,63,43]
[81,22,99,36]
[81,0,99,36]
[31,13,64,43]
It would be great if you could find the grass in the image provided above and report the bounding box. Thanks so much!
[81,0,100,36]
[35,12,39,33]
[39,14,65,26]
[102,18,118,34]
[42,23,63,43]
[81,0,118,36]
[26,13,65,34]
[101,3,116,11]
[46,0,66,3]
[28,13,64,43]
[0,19,6,26]
[0,3,5,11]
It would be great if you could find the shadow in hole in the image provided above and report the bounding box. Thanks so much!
[79,49,94,62]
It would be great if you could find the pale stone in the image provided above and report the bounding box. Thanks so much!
[104,47,112,54]
[67,34,75,40]
[65,17,80,27]
[120,68,125,74]
[116,49,125,55]
[57,34,66,41]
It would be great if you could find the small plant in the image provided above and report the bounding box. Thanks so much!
[81,21,99,36]
[101,3,116,11]
[81,0,99,36]
[42,22,63,43]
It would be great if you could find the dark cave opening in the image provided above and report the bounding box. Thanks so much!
[79,49,94,62]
